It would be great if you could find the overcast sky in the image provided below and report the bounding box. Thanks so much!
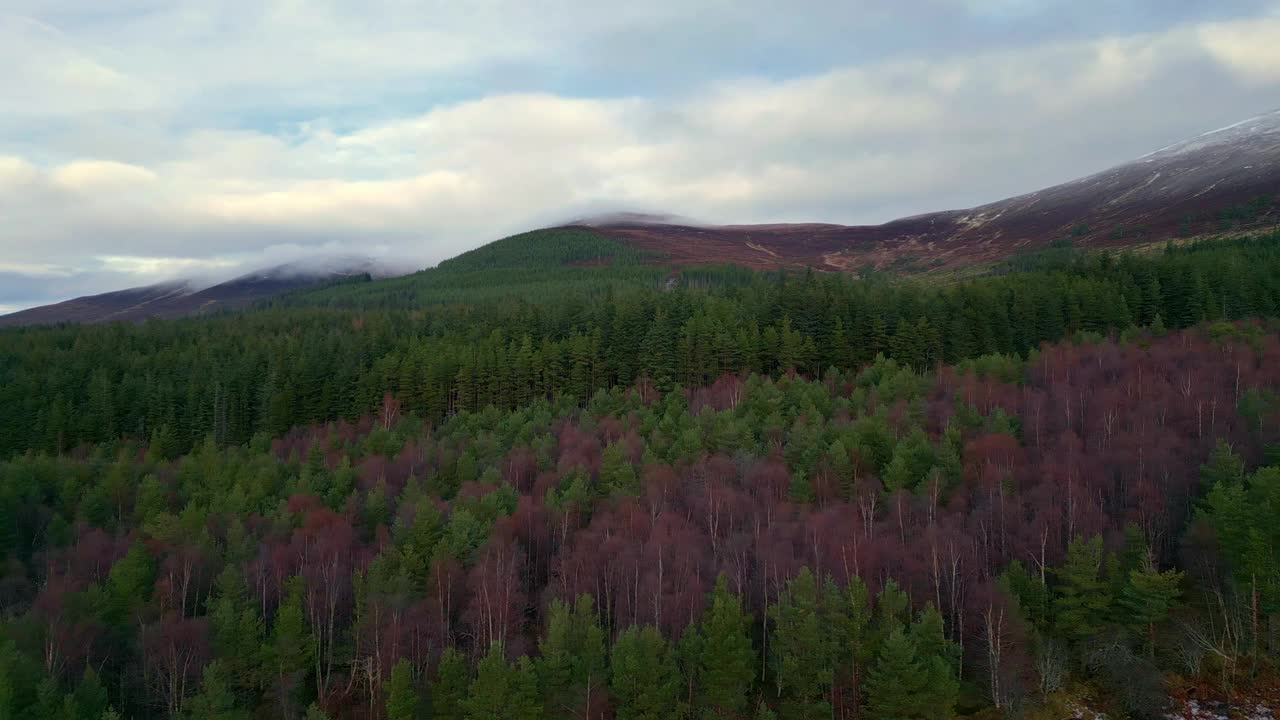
[2,1,1280,312]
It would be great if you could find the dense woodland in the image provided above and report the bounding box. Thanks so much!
[2,230,1279,458]
[2,228,1280,719]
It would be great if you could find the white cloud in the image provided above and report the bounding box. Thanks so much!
[0,260,75,277]
[52,160,157,191]
[1,5,1280,309]
[1199,18,1280,83]
[95,255,237,277]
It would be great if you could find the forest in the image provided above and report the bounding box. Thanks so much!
[1,228,1280,719]
[2,230,1279,458]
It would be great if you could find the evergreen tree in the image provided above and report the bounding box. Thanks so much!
[769,568,833,720]
[431,648,469,720]
[610,626,682,720]
[210,566,265,698]
[271,577,313,719]
[186,661,249,720]
[908,607,960,720]
[386,658,420,720]
[466,645,517,720]
[106,542,154,626]
[537,595,607,718]
[509,657,543,720]
[692,576,755,719]
[600,442,640,496]
[1119,563,1183,657]
[73,669,109,720]
[863,629,930,720]
[1052,536,1113,642]
[1200,441,1245,489]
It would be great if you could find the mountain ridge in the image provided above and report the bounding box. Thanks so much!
[5,109,1278,325]
[586,108,1280,272]
[0,257,401,327]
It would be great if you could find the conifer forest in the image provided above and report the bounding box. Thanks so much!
[3,228,1280,719]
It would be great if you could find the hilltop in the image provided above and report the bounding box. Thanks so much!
[587,109,1280,273]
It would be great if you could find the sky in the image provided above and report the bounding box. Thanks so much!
[2,1,1280,312]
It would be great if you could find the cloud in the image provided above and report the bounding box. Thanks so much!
[52,160,156,191]
[1,3,1280,310]
[1199,18,1280,82]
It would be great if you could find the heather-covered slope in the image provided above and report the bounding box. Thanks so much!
[591,110,1280,273]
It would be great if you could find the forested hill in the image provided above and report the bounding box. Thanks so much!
[3,230,1279,458]
[3,230,1280,718]
[272,228,678,310]
[2,324,1279,719]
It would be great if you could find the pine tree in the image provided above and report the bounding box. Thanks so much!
[1000,560,1049,630]
[641,310,677,391]
[693,576,755,719]
[1052,536,1113,642]
[509,657,543,720]
[271,577,313,720]
[872,579,910,644]
[909,606,960,720]
[863,629,929,720]
[431,648,469,720]
[466,645,516,720]
[1200,441,1244,489]
[211,566,265,698]
[1120,564,1183,657]
[610,626,682,720]
[769,568,833,720]
[601,443,640,496]
[537,595,607,718]
[106,542,154,627]
[386,658,420,720]
[827,575,872,711]
[187,661,249,720]
[73,668,109,720]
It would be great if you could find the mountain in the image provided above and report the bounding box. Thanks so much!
[7,111,1277,326]
[589,109,1280,273]
[0,257,398,327]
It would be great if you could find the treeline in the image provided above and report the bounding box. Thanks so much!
[1,326,1278,718]
[4,230,1280,459]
